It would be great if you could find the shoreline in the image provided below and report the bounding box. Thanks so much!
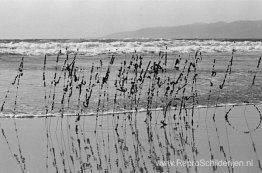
[0,101,262,119]
[1,104,262,173]
[1,50,262,172]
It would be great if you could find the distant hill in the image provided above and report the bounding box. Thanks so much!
[104,20,262,39]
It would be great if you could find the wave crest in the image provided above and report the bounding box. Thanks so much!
[1,39,262,56]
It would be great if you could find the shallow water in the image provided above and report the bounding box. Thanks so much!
[0,52,262,117]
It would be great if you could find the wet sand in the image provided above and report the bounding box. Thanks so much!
[1,104,262,173]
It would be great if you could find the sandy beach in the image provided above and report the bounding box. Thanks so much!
[1,104,262,173]
[0,47,262,173]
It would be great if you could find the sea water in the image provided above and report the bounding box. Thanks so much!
[0,39,262,117]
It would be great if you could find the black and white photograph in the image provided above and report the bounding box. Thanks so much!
[0,0,262,172]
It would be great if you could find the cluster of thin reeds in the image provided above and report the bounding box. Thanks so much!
[0,49,262,173]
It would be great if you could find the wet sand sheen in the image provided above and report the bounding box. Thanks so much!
[1,104,262,173]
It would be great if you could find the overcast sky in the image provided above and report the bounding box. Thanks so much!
[0,0,262,39]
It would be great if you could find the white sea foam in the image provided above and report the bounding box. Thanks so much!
[0,39,262,56]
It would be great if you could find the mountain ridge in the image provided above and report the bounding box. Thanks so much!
[104,20,262,39]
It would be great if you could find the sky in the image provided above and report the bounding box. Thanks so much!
[0,0,262,39]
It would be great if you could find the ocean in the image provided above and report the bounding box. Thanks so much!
[0,39,262,117]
